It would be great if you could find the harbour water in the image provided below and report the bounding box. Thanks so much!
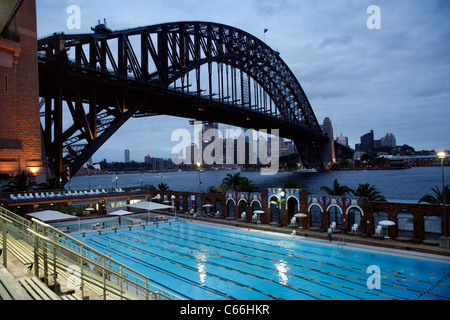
[68,166,449,203]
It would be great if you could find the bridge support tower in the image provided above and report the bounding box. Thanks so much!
[0,0,44,181]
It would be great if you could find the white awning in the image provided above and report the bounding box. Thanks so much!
[128,201,174,211]
[26,210,77,223]
[108,210,134,217]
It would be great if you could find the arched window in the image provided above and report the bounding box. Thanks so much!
[373,210,388,228]
[287,197,299,221]
[227,200,235,218]
[310,204,322,228]
[397,211,414,237]
[424,214,442,239]
[328,205,342,228]
[348,207,362,227]
[187,196,193,211]
[270,196,280,223]
[179,195,184,211]
[215,199,223,217]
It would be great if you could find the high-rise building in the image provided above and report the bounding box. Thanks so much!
[124,149,130,163]
[321,118,336,167]
[360,130,374,151]
[335,135,349,147]
[381,133,396,149]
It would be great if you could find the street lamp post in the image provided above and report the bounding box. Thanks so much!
[438,152,447,239]
[197,162,202,215]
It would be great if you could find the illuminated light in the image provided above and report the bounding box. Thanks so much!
[28,167,40,175]
[437,152,446,159]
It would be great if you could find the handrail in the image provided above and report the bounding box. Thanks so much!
[30,217,181,300]
[0,215,13,267]
[0,207,183,300]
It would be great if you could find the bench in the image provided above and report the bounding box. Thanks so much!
[61,293,83,300]
[0,266,32,300]
[19,276,61,300]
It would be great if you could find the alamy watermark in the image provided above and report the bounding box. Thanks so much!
[367,5,381,30]
[366,265,382,290]
[66,5,81,30]
[171,122,280,175]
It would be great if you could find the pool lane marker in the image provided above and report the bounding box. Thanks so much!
[85,236,291,300]
[81,237,234,300]
[96,235,328,300]
[114,232,397,300]
[164,224,450,289]
[135,229,450,300]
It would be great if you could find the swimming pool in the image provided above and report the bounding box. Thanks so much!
[74,220,450,300]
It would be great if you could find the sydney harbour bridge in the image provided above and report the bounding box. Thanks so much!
[37,21,333,185]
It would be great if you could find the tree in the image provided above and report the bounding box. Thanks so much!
[221,172,244,191]
[37,177,60,191]
[419,186,450,205]
[351,183,387,202]
[320,179,351,196]
[2,171,37,192]
[282,179,307,190]
[157,183,170,191]
[237,177,259,192]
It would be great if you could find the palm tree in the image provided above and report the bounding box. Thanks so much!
[351,183,387,202]
[157,182,170,191]
[37,177,60,191]
[320,179,351,196]
[419,186,450,205]
[2,171,37,192]
[221,172,244,191]
[237,177,259,192]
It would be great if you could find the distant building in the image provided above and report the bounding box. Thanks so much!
[124,149,130,163]
[360,130,374,151]
[335,135,349,147]
[321,118,336,167]
[381,133,396,149]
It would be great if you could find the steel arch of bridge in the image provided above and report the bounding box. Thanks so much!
[37,21,328,184]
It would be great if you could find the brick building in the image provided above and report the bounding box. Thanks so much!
[0,0,43,179]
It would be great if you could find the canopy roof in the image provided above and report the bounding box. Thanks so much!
[26,210,77,222]
[128,201,174,211]
[108,210,133,217]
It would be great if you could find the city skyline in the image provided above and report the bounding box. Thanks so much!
[36,0,450,162]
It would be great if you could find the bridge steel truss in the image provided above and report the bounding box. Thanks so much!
[37,21,328,185]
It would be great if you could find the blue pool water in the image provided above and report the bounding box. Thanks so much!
[74,220,450,300]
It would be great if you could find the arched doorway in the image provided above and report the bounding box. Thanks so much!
[187,196,193,212]
[196,196,202,214]
[397,211,414,237]
[270,196,280,223]
[178,195,184,212]
[215,199,223,217]
[204,198,212,216]
[227,199,236,219]
[310,204,322,228]
[373,210,388,227]
[328,205,342,229]
[251,201,262,223]
[238,200,248,220]
[287,197,299,224]
[348,207,363,228]
[424,214,442,240]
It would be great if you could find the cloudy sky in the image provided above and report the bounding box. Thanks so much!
[36,0,450,162]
